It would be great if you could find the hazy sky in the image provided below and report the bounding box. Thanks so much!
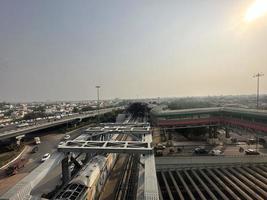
[0,0,267,101]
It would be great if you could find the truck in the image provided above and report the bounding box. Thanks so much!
[5,158,27,176]
[34,137,41,145]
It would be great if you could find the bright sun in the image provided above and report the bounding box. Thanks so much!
[245,0,267,22]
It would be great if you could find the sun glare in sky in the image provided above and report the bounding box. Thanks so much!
[245,0,267,22]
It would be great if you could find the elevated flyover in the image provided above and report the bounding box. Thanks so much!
[151,107,267,133]
[0,108,120,140]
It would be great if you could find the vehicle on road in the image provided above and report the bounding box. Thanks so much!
[64,134,71,140]
[41,153,51,162]
[34,137,41,145]
[31,146,39,153]
[0,124,5,128]
[157,144,166,149]
[55,115,62,120]
[194,147,208,154]
[5,158,27,176]
[209,149,223,156]
[59,141,65,145]
[245,149,260,155]
[16,123,29,128]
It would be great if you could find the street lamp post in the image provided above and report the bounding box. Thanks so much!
[96,86,100,124]
[253,73,264,109]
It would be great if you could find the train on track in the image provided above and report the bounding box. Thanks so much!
[55,133,125,200]
[55,153,117,200]
[54,117,139,200]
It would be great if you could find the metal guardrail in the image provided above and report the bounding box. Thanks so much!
[155,155,267,170]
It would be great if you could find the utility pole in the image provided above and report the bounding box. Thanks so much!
[253,73,264,109]
[96,86,100,124]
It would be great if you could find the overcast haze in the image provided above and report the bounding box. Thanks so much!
[0,0,266,102]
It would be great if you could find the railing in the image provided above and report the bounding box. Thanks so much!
[157,116,267,133]
[0,108,118,140]
[155,155,267,170]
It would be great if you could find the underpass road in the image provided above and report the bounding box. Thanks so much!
[0,124,92,196]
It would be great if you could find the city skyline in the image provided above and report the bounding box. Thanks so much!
[0,0,267,101]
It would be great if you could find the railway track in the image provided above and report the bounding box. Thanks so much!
[115,153,140,200]
[114,117,146,200]
[102,117,145,200]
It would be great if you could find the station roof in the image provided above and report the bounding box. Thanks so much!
[151,106,267,119]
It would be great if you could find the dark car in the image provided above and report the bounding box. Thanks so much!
[245,149,260,155]
[247,139,256,145]
[31,146,39,153]
[5,158,27,176]
[194,147,208,154]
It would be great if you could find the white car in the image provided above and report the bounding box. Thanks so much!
[209,149,223,156]
[64,135,71,140]
[59,141,65,145]
[41,153,51,162]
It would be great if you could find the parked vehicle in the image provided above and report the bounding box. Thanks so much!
[209,149,222,156]
[245,149,260,155]
[41,153,51,162]
[247,139,256,145]
[155,150,163,156]
[5,158,27,176]
[194,147,208,154]
[155,144,166,150]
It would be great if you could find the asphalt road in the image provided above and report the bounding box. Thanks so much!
[0,124,92,196]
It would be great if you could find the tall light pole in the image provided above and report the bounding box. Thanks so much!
[96,86,100,124]
[253,73,264,109]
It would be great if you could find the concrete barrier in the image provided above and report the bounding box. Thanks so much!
[156,155,267,170]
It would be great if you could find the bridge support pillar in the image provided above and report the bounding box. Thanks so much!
[208,127,214,138]
[61,156,70,184]
[160,128,167,142]
[207,127,219,145]
[225,127,230,138]
[224,127,232,144]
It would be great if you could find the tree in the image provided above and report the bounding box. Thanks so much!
[4,109,13,117]
[81,106,94,112]
[72,107,79,113]
[33,106,46,112]
[126,102,149,118]
[23,112,46,120]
